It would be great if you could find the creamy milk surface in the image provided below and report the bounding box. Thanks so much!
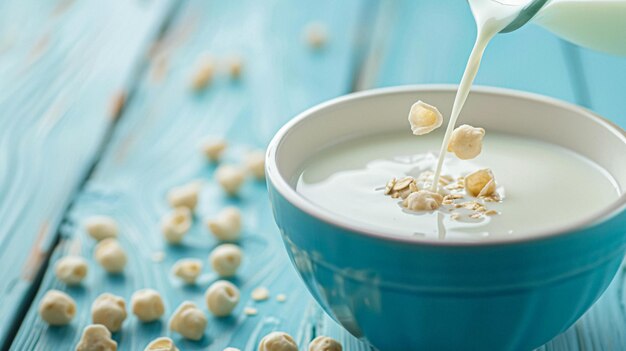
[296,132,620,241]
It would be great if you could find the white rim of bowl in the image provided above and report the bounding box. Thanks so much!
[266,85,626,247]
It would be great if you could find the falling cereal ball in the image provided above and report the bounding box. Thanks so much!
[258,331,298,351]
[39,290,76,326]
[309,336,343,351]
[76,324,117,351]
[408,101,443,135]
[447,124,485,160]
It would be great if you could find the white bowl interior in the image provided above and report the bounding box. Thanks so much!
[270,86,626,240]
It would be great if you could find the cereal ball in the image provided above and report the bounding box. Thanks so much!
[227,56,244,79]
[131,289,165,322]
[55,256,88,285]
[39,290,76,326]
[94,238,127,274]
[408,101,443,135]
[91,293,127,332]
[215,165,246,196]
[167,182,201,211]
[402,190,443,211]
[76,324,117,351]
[209,243,242,277]
[258,331,298,351]
[205,280,240,317]
[207,207,242,241]
[172,258,203,284]
[309,336,342,351]
[143,337,178,351]
[161,207,192,245]
[169,301,207,341]
[304,22,327,49]
[144,337,178,351]
[200,138,227,162]
[465,168,497,197]
[447,124,485,160]
[190,53,215,91]
[84,216,118,241]
[245,150,266,179]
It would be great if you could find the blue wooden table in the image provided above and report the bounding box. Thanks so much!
[1,0,625,350]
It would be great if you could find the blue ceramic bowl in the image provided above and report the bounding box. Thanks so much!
[266,86,626,351]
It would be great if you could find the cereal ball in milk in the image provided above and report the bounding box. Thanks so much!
[245,150,266,179]
[209,243,242,277]
[167,182,201,211]
[205,280,240,317]
[161,207,192,244]
[76,324,117,351]
[447,124,485,160]
[91,293,127,332]
[200,138,227,162]
[215,165,246,196]
[84,215,118,241]
[144,337,178,351]
[207,207,242,241]
[309,336,342,351]
[408,101,443,135]
[169,301,207,341]
[131,289,165,322]
[465,168,497,197]
[39,290,76,326]
[172,258,203,284]
[402,190,443,211]
[55,255,88,285]
[94,238,127,273]
[258,331,298,351]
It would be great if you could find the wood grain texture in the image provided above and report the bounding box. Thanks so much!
[0,0,177,346]
[10,0,372,350]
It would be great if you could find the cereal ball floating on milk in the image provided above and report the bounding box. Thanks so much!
[167,182,201,211]
[258,331,298,351]
[76,324,117,351]
[131,289,165,322]
[447,124,485,160]
[309,336,343,351]
[209,243,242,277]
[200,138,227,162]
[408,100,443,135]
[172,258,203,284]
[215,165,246,196]
[94,238,127,274]
[207,207,242,241]
[144,337,178,351]
[161,207,192,244]
[169,301,207,341]
[465,168,497,198]
[91,293,127,332]
[39,290,76,326]
[205,280,240,317]
[84,215,118,241]
[402,190,444,211]
[55,255,88,285]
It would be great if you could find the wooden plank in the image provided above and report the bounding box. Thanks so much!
[10,0,371,350]
[356,1,626,350]
[0,0,177,346]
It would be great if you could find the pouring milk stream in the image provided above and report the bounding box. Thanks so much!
[430,0,626,191]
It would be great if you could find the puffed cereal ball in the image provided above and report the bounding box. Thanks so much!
[402,190,443,211]
[91,293,127,332]
[55,255,88,285]
[144,336,178,351]
[84,215,118,241]
[309,336,342,351]
[408,100,443,135]
[94,238,127,274]
[207,207,242,241]
[39,289,76,326]
[447,124,485,160]
[172,258,203,284]
[161,207,192,244]
[258,331,298,351]
[205,280,240,317]
[169,301,207,341]
[209,243,242,277]
[215,165,246,196]
[131,289,165,322]
[76,324,117,351]
[167,182,201,211]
